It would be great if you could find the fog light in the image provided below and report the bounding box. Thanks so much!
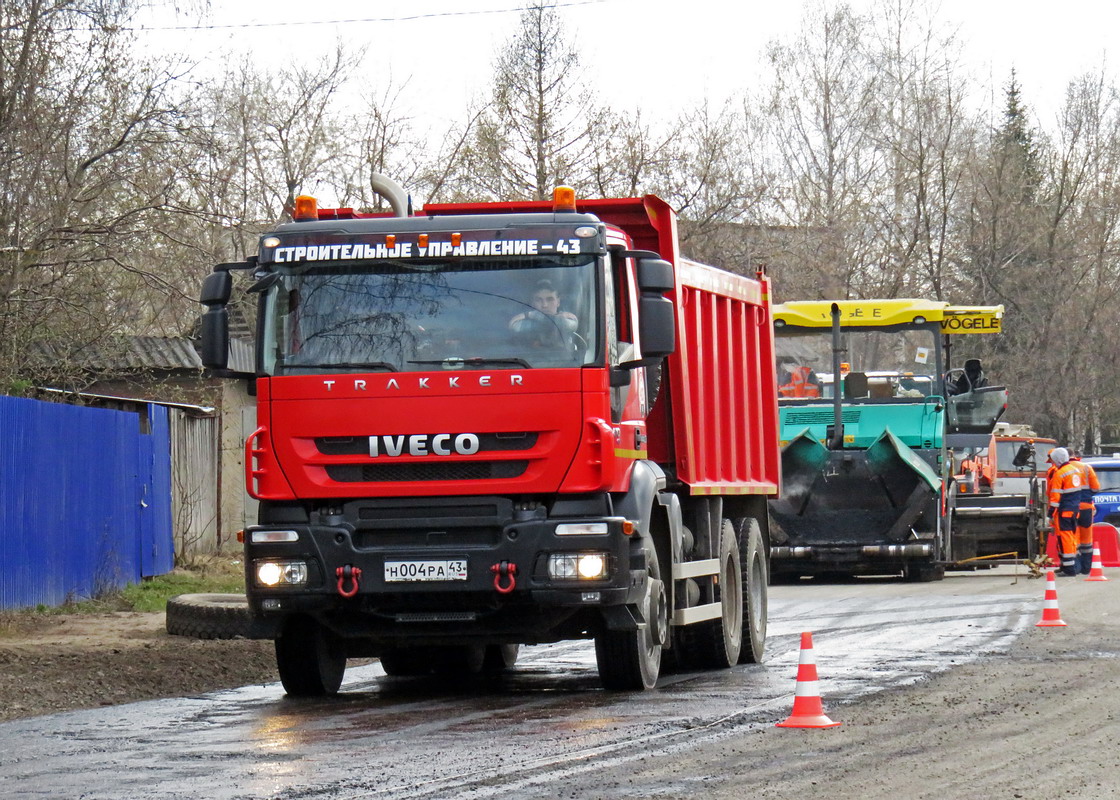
[548,553,608,581]
[548,554,578,580]
[255,560,308,587]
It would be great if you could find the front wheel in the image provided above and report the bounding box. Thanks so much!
[275,616,347,696]
[595,540,666,690]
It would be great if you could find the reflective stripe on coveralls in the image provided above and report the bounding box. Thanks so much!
[778,366,821,398]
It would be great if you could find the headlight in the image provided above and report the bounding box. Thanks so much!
[548,553,609,581]
[255,560,308,587]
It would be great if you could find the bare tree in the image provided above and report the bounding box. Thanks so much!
[459,1,604,200]
[0,0,193,389]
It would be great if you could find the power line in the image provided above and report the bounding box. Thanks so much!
[125,0,606,33]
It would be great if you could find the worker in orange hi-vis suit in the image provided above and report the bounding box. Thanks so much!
[1069,452,1101,574]
[1047,447,1083,576]
[777,357,821,398]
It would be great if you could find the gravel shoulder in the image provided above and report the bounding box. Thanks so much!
[587,571,1120,799]
[0,611,276,722]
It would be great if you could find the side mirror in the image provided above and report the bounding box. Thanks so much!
[200,307,230,370]
[638,294,675,360]
[637,258,674,293]
[200,271,232,305]
[1012,442,1034,468]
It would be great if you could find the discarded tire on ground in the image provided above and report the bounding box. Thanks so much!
[165,593,275,640]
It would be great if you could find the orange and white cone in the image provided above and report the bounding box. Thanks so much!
[1085,544,1109,582]
[1036,570,1068,627]
[776,631,842,728]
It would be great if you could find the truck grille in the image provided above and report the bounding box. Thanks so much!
[317,432,538,455]
[326,460,528,483]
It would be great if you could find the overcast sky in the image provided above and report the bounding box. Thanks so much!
[136,0,1119,130]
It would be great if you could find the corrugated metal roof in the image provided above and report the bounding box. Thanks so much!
[35,387,215,414]
[31,335,255,374]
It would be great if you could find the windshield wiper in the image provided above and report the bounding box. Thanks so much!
[282,361,398,372]
[408,357,531,368]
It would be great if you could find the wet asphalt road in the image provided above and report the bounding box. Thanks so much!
[0,568,1040,799]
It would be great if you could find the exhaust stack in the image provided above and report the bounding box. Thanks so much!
[829,303,845,449]
[370,173,410,218]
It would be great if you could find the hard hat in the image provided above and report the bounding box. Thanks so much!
[1048,447,1070,466]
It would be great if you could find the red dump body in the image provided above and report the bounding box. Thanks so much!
[417,195,781,498]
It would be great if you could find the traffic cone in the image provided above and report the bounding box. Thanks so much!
[1085,544,1109,582]
[1036,570,1068,627]
[776,631,842,728]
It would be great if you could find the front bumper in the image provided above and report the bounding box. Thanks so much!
[243,504,647,639]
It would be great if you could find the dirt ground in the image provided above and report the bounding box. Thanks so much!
[585,572,1120,800]
[0,611,276,722]
[3,572,1120,800]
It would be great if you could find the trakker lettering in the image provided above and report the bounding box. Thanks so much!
[322,375,524,391]
[369,433,480,457]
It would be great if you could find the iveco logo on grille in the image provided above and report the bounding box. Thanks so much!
[369,433,481,457]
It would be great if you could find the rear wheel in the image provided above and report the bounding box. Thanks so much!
[676,519,743,669]
[379,647,431,677]
[481,644,520,674]
[275,616,347,696]
[738,517,768,664]
[595,540,666,690]
[433,644,486,675]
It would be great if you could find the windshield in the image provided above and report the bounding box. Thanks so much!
[261,255,600,374]
[774,327,940,400]
[1092,467,1120,491]
[995,440,1051,473]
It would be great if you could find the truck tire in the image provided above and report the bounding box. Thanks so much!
[433,644,486,675]
[165,593,268,640]
[379,647,431,676]
[595,540,666,690]
[275,616,347,696]
[738,517,768,664]
[675,519,743,669]
[481,644,520,673]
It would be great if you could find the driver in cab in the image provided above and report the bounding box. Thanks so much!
[509,279,578,347]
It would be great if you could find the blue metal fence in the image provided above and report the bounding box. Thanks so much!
[0,396,174,609]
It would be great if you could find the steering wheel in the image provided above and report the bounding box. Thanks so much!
[944,367,971,394]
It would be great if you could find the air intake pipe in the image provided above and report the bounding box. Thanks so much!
[370,173,410,218]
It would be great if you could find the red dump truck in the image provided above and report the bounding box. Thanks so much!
[199,178,781,693]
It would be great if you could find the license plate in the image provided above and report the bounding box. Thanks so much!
[384,559,468,582]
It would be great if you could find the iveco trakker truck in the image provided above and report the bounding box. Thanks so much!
[200,178,781,694]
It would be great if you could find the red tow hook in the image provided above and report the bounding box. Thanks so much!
[336,565,362,598]
[490,561,518,594]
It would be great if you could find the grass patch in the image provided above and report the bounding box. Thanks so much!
[0,556,247,620]
[121,558,247,612]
